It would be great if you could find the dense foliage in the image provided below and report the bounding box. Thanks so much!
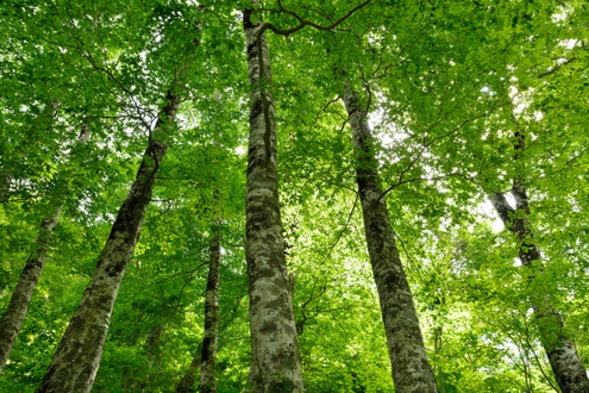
[0,0,588,392]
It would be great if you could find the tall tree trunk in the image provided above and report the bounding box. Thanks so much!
[34,92,180,393]
[200,223,221,393]
[342,88,438,393]
[489,133,589,393]
[243,6,303,393]
[176,224,221,393]
[0,126,90,374]
[176,342,202,393]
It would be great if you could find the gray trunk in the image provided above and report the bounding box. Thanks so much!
[0,126,90,374]
[490,190,589,393]
[34,92,180,393]
[243,6,304,393]
[342,88,438,393]
[0,208,61,373]
[199,224,221,393]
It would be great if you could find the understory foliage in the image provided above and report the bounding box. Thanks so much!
[0,0,588,392]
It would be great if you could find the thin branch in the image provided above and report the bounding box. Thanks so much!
[319,193,359,266]
[378,102,511,200]
[128,262,207,300]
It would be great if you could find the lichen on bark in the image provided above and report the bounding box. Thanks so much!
[243,4,304,392]
[34,94,180,393]
[343,87,438,393]
[199,223,221,393]
[490,187,589,393]
[0,125,90,374]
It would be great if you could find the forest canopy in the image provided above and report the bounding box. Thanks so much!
[0,0,588,392]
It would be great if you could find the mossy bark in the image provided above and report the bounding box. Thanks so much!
[343,88,438,393]
[199,225,221,393]
[0,126,90,374]
[243,5,303,392]
[34,93,180,393]
[491,188,589,393]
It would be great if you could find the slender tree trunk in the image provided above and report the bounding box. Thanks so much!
[342,88,438,393]
[489,134,589,393]
[176,342,202,393]
[199,223,221,393]
[0,126,90,374]
[34,92,180,393]
[176,227,221,393]
[243,5,303,393]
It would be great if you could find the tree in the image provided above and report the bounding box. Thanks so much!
[0,126,90,374]
[0,0,588,392]
[242,4,304,391]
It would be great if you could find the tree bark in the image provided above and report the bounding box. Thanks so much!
[199,223,221,393]
[34,92,180,393]
[489,137,589,393]
[342,88,438,393]
[243,5,303,393]
[176,226,221,393]
[0,126,90,374]
[176,342,202,393]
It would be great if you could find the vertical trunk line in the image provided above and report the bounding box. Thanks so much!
[243,4,303,392]
[0,125,90,374]
[342,87,438,393]
[199,222,221,393]
[176,341,203,393]
[34,94,180,393]
[490,190,589,393]
[489,131,589,393]
[0,208,61,374]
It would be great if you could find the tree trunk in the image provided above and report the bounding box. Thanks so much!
[199,223,221,393]
[490,188,589,393]
[0,126,90,374]
[176,342,202,393]
[342,88,438,393]
[34,92,180,393]
[243,5,303,393]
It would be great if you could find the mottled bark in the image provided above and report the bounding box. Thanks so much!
[199,225,221,393]
[342,88,438,393]
[490,190,589,393]
[0,126,90,374]
[243,6,303,393]
[0,208,61,374]
[34,93,180,393]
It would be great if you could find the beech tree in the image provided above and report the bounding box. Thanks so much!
[0,0,588,393]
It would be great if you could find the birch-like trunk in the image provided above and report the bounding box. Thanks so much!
[342,88,438,393]
[490,169,589,391]
[34,93,180,393]
[199,224,221,393]
[0,127,90,374]
[243,6,303,393]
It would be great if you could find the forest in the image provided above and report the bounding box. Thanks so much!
[0,0,588,392]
